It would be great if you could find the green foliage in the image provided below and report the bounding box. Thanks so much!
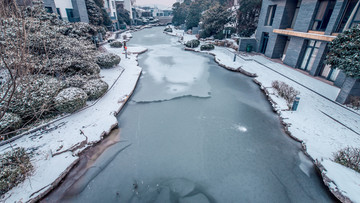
[200,5,232,38]
[326,26,360,78]
[172,2,187,26]
[185,39,200,48]
[116,4,131,25]
[0,148,32,196]
[237,0,262,37]
[85,0,112,29]
[186,1,203,29]
[200,44,215,51]
[110,41,123,48]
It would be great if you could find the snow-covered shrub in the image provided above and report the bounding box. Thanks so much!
[272,81,300,107]
[0,148,32,196]
[200,44,215,51]
[82,79,109,100]
[185,40,200,48]
[96,53,121,69]
[1,75,62,119]
[110,41,123,48]
[0,113,22,138]
[164,27,173,32]
[334,147,360,172]
[54,87,88,113]
[347,96,360,110]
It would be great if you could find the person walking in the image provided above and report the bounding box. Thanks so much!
[124,45,128,59]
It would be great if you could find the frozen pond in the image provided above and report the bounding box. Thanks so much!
[45,27,336,202]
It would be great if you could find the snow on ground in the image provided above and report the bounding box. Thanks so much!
[0,41,146,202]
[173,30,360,202]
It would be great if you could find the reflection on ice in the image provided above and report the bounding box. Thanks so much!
[132,43,211,102]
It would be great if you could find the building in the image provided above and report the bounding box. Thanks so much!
[53,0,89,23]
[104,0,119,30]
[255,0,360,103]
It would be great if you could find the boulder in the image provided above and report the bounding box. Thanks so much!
[110,41,123,48]
[54,87,88,113]
[185,39,200,48]
[96,53,121,69]
[164,27,173,32]
[200,44,215,51]
[82,79,109,100]
[0,113,22,134]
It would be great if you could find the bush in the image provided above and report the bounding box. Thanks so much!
[82,79,109,100]
[347,96,360,110]
[110,41,123,48]
[96,53,121,68]
[54,87,88,113]
[0,113,22,137]
[0,148,32,196]
[272,81,300,107]
[334,147,360,172]
[200,44,215,51]
[1,75,62,120]
[164,27,173,32]
[185,39,200,48]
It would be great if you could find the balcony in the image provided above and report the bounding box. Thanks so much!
[273,29,336,42]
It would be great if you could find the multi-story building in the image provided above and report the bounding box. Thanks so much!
[255,0,360,103]
[53,0,89,23]
[104,0,119,30]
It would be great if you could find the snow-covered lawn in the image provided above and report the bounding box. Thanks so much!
[169,28,360,202]
[0,42,146,202]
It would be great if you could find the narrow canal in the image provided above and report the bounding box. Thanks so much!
[45,27,335,202]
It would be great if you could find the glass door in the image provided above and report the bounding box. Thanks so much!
[300,40,320,71]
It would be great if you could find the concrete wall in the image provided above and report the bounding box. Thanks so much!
[336,78,360,103]
[283,36,306,68]
[71,0,89,23]
[238,38,257,52]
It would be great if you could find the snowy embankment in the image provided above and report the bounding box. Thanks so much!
[168,27,360,202]
[0,32,147,202]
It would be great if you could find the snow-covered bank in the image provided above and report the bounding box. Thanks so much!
[169,28,360,202]
[0,42,147,202]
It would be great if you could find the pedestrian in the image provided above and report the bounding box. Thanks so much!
[125,45,128,59]
[123,41,127,51]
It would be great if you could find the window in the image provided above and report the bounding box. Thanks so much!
[351,7,360,28]
[66,8,75,22]
[290,0,302,28]
[45,7,53,13]
[107,0,110,8]
[336,0,359,32]
[311,0,336,31]
[321,64,340,81]
[112,1,115,9]
[56,8,62,20]
[300,40,321,71]
[265,5,276,26]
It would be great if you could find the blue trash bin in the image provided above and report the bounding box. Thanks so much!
[292,97,300,111]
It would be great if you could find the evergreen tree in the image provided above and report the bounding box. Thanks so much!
[116,4,131,25]
[201,4,232,38]
[237,0,262,37]
[85,0,112,29]
[172,2,187,26]
[186,1,202,29]
[326,26,360,78]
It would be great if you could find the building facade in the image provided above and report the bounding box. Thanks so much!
[256,0,360,103]
[104,0,119,30]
